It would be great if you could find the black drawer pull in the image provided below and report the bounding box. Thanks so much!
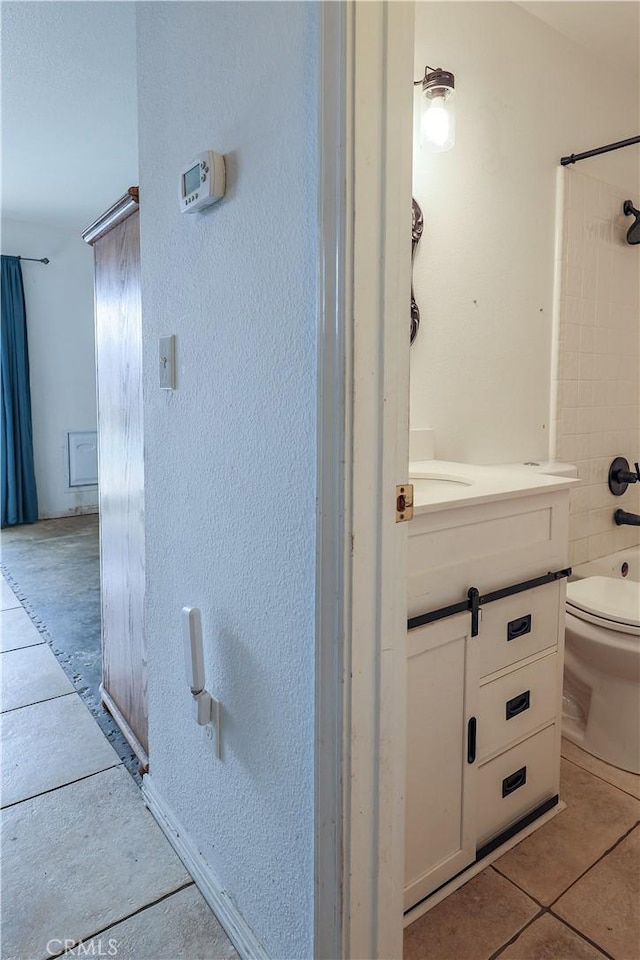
[502,766,527,797]
[467,717,477,764]
[506,690,530,720]
[507,614,532,642]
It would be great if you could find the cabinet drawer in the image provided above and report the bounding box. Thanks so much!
[477,724,557,846]
[480,580,561,678]
[478,654,559,762]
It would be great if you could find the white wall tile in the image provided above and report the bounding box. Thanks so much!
[555,170,640,561]
[563,351,579,380]
[574,434,591,460]
[578,354,596,381]
[576,381,593,407]
[579,326,596,354]
[570,513,590,541]
[576,408,593,434]
[564,323,581,351]
[595,300,610,327]
[561,407,578,434]
[566,265,583,298]
[582,268,597,301]
[565,297,582,325]
[562,380,580,407]
[570,538,589,566]
[588,484,609,510]
[570,485,590,515]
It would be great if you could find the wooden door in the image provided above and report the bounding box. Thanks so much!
[83,190,147,764]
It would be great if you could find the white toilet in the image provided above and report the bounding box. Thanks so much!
[563,576,640,774]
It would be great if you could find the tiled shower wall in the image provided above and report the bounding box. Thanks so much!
[554,168,640,567]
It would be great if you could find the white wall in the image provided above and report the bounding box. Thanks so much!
[136,4,319,957]
[411,2,640,464]
[555,169,640,566]
[1,218,98,518]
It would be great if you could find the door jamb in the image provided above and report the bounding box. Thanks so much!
[314,2,350,957]
[315,4,415,958]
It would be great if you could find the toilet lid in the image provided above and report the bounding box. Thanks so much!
[567,576,640,629]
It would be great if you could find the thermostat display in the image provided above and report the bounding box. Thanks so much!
[183,164,201,196]
[180,151,225,213]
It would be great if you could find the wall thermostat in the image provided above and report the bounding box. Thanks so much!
[180,151,225,213]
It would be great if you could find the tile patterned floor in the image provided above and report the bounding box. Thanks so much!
[1,516,140,775]
[4,557,639,960]
[0,577,22,611]
[1,642,74,711]
[404,741,640,960]
[0,605,45,651]
[66,886,240,960]
[1,693,122,807]
[0,573,239,960]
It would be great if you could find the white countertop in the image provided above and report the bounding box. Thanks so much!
[409,460,580,515]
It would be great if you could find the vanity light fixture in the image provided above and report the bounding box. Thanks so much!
[414,66,455,152]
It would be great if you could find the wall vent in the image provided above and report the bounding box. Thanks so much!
[68,431,98,487]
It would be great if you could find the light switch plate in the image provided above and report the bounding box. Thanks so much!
[159,335,176,389]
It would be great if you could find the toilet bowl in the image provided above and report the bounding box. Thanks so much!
[563,575,640,774]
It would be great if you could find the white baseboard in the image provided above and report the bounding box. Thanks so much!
[142,774,270,960]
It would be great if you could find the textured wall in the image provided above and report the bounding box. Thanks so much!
[136,4,319,957]
[411,2,639,464]
[1,218,98,518]
[555,169,640,565]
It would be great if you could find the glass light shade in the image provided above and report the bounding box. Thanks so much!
[421,92,455,152]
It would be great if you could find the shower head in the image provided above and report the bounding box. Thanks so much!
[623,199,640,244]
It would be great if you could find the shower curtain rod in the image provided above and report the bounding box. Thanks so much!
[561,135,640,166]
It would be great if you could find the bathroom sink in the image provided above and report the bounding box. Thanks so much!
[407,459,579,516]
[410,472,473,496]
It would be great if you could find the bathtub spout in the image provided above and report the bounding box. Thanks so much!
[614,509,640,527]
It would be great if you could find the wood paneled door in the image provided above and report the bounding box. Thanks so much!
[83,188,147,766]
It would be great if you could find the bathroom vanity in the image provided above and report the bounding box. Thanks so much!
[405,461,578,918]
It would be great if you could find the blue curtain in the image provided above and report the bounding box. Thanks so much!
[1,256,38,526]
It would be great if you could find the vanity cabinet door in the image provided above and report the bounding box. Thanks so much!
[405,612,479,911]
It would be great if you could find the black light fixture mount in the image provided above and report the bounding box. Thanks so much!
[415,66,455,96]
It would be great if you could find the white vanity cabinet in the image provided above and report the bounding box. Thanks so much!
[405,483,572,916]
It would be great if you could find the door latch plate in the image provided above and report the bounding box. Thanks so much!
[396,484,414,522]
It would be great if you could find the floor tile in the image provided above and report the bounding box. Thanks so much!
[1,576,21,610]
[554,826,640,960]
[1,766,192,960]
[1,693,120,807]
[1,643,74,712]
[67,885,239,960]
[496,913,609,959]
[2,516,138,777]
[403,867,539,960]
[492,760,640,905]
[0,606,45,651]
[562,737,640,800]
